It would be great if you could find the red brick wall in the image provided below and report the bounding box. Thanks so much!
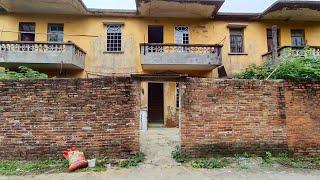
[180,78,320,157]
[285,81,320,156]
[0,77,140,160]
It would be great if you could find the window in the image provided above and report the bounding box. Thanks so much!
[175,26,189,44]
[106,24,122,52]
[267,28,280,52]
[48,24,64,42]
[291,29,305,47]
[19,22,35,41]
[176,83,180,108]
[230,28,244,53]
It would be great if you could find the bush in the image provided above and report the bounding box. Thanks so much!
[0,66,48,80]
[236,48,320,80]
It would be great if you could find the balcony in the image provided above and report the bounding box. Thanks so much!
[140,43,222,71]
[262,46,320,61]
[0,41,86,70]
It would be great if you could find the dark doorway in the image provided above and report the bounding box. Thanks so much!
[148,83,164,125]
[148,26,163,43]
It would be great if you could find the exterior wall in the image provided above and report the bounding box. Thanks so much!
[285,81,320,156]
[0,77,140,160]
[180,78,320,157]
[164,82,179,128]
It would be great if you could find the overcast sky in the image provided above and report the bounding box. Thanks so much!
[83,0,278,12]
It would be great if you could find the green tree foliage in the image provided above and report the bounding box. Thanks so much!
[0,66,48,80]
[236,48,320,80]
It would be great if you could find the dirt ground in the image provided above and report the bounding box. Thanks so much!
[1,128,320,180]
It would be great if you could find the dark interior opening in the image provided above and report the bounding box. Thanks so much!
[148,83,164,125]
[148,26,164,43]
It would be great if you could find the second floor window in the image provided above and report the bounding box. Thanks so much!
[48,24,64,42]
[19,22,35,42]
[291,29,305,47]
[175,26,189,44]
[106,24,122,52]
[230,28,244,53]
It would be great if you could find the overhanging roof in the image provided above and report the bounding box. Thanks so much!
[260,0,320,21]
[135,0,225,18]
[0,0,88,14]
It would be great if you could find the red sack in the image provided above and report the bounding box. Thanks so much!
[63,147,88,172]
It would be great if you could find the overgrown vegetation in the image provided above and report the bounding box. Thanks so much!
[274,153,320,169]
[0,159,68,176]
[191,156,230,169]
[262,151,273,165]
[0,153,146,176]
[119,153,146,168]
[171,146,190,163]
[0,66,48,80]
[236,48,320,80]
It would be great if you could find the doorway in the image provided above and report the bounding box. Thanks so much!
[148,26,163,43]
[148,83,164,125]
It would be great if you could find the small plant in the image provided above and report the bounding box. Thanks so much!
[119,153,145,168]
[262,151,273,165]
[191,156,230,169]
[171,146,190,163]
[274,153,320,169]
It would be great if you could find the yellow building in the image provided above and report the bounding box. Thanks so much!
[0,0,319,127]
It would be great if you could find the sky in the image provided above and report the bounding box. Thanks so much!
[82,0,277,13]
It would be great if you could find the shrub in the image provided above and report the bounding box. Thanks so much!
[236,48,320,80]
[0,66,48,80]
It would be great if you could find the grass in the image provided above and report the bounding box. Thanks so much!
[0,153,146,176]
[0,159,68,176]
[191,156,230,169]
[274,153,320,169]
[119,153,146,168]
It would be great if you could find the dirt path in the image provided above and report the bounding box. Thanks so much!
[1,128,320,180]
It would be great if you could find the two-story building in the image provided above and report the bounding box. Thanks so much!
[0,0,320,127]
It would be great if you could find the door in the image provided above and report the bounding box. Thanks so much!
[175,26,189,52]
[148,83,164,124]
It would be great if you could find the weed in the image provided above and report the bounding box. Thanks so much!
[274,153,320,169]
[171,146,190,163]
[119,153,145,168]
[191,156,230,169]
[262,152,273,165]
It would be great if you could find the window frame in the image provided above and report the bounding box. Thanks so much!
[106,24,123,53]
[47,23,64,42]
[174,26,189,45]
[291,29,305,47]
[19,22,36,42]
[229,28,245,53]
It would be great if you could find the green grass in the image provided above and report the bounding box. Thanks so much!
[191,156,230,169]
[274,153,320,169]
[119,153,146,168]
[0,159,68,176]
[0,153,146,176]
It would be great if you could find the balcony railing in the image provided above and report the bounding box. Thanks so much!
[140,43,222,71]
[262,46,320,61]
[0,41,86,70]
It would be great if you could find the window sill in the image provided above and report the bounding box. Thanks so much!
[103,51,124,54]
[228,52,248,56]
